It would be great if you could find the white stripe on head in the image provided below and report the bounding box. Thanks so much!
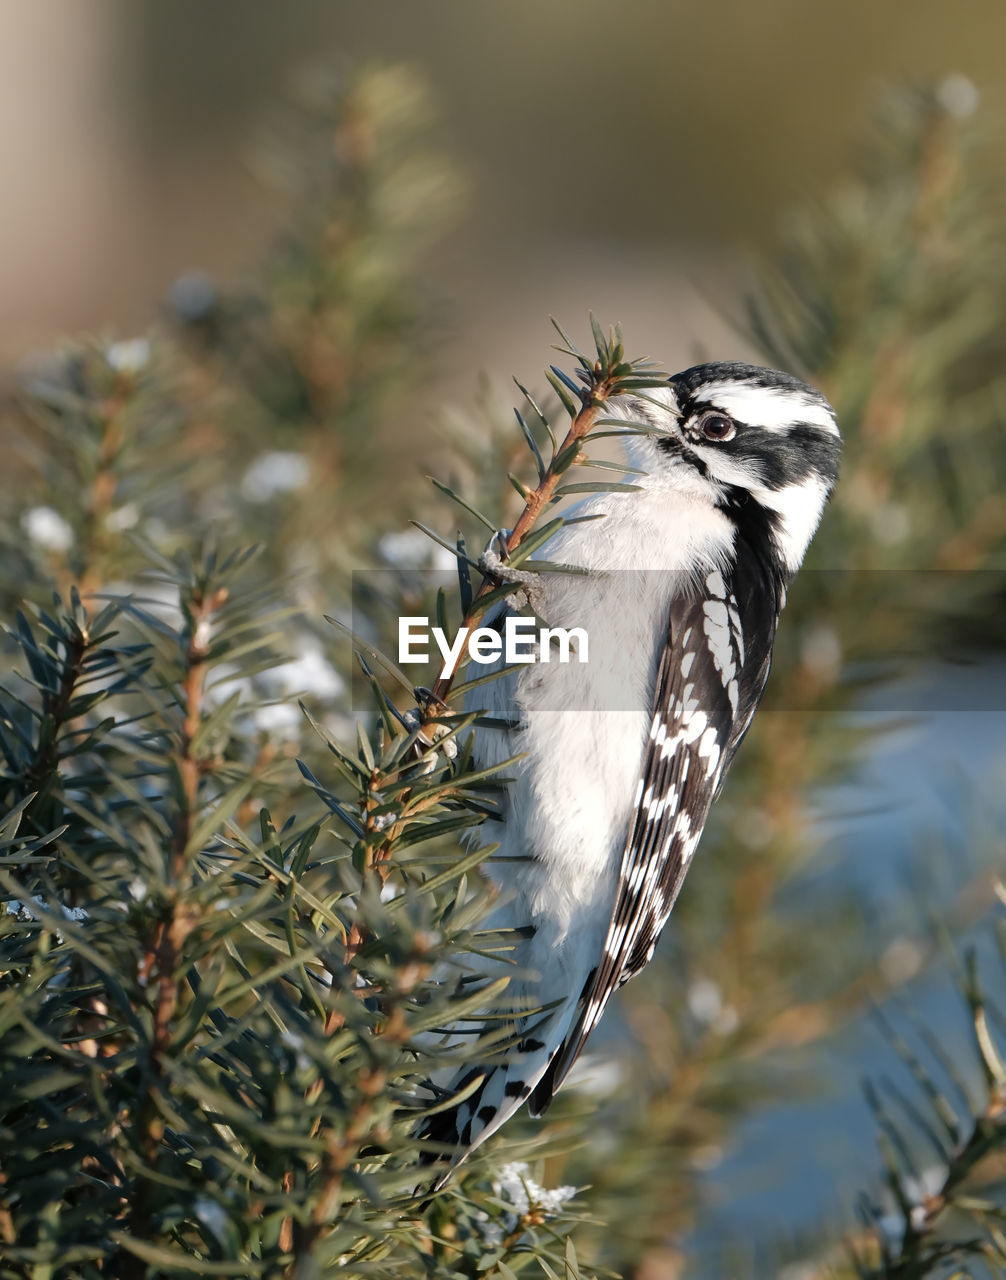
[694,382,838,436]
[752,473,831,571]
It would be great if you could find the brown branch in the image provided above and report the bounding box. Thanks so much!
[121,585,226,1277]
[427,365,626,709]
[78,389,127,602]
[147,586,224,1068]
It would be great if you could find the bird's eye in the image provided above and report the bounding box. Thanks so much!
[697,412,736,441]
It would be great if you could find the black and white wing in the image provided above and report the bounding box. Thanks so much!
[531,557,785,1110]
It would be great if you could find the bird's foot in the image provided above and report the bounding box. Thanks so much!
[478,529,548,618]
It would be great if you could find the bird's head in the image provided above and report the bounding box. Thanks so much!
[628,361,842,572]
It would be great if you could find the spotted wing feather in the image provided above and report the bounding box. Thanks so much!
[533,555,784,1108]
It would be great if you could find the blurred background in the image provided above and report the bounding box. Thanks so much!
[5,2,1006,1277]
[4,0,1006,388]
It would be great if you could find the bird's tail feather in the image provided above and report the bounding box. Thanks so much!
[417,1005,577,1183]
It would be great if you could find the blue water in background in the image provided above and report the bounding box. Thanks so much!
[688,657,1006,1275]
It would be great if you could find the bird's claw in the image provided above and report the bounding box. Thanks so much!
[478,529,548,618]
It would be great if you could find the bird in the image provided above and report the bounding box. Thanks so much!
[421,361,841,1175]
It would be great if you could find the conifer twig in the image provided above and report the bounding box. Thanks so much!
[127,583,225,1273]
[425,321,667,712]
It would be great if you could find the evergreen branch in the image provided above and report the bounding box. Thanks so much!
[426,321,666,709]
[126,580,227,1274]
[18,602,90,841]
[153,584,225,1065]
[77,374,130,600]
[843,947,1006,1279]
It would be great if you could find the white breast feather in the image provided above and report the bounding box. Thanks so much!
[470,464,736,1005]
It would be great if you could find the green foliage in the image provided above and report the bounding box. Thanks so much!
[0,68,593,1280]
[851,940,1006,1278]
[0,545,562,1276]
